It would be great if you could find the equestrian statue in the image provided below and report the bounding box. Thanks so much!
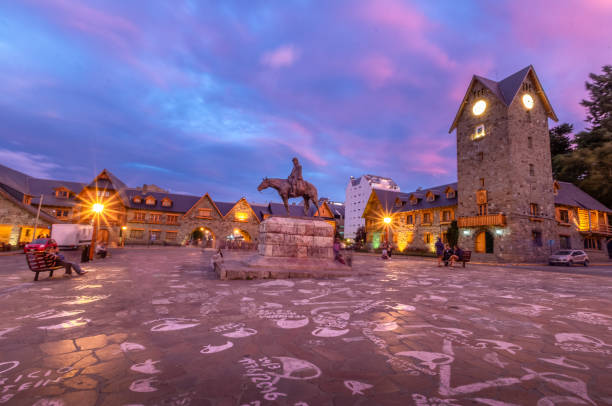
[257,157,320,216]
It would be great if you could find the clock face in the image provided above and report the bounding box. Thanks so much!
[472,100,486,116]
[522,94,534,109]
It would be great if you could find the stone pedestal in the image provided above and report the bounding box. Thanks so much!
[215,217,366,280]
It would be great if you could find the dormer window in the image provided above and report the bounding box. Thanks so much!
[426,192,435,202]
[23,195,32,205]
[446,190,455,199]
[161,198,172,207]
[145,196,156,206]
[55,188,70,198]
[410,196,418,206]
[133,196,142,204]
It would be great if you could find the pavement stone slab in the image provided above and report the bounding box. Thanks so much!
[0,247,611,405]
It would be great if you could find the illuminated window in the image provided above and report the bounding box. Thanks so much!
[23,195,32,205]
[167,215,178,224]
[424,233,432,244]
[133,212,146,222]
[442,210,452,222]
[530,203,539,216]
[406,215,413,224]
[473,124,485,139]
[150,214,162,223]
[426,193,435,202]
[198,208,212,218]
[478,204,488,216]
[133,196,142,204]
[422,212,432,224]
[235,212,249,222]
[55,189,69,198]
[161,198,172,207]
[97,190,110,197]
[145,196,156,206]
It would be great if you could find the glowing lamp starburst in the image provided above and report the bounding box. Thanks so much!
[92,203,104,213]
[383,217,392,224]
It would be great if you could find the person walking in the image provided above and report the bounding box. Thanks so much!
[435,237,444,266]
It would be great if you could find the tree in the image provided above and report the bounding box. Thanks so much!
[551,65,612,208]
[355,226,367,248]
[549,123,573,157]
[446,220,459,248]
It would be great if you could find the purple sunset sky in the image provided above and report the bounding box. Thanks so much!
[1,0,611,203]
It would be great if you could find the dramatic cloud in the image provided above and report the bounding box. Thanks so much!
[0,0,610,201]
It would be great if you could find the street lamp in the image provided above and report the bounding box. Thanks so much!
[383,217,391,245]
[89,203,104,260]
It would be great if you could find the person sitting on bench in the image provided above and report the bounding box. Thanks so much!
[95,242,108,258]
[45,247,87,276]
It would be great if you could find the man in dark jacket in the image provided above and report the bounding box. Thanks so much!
[435,237,444,266]
[45,247,87,276]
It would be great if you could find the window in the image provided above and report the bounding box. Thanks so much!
[442,210,452,222]
[473,124,485,139]
[197,208,212,218]
[442,232,448,244]
[584,237,601,250]
[167,215,178,224]
[130,229,144,239]
[56,190,68,198]
[150,230,161,240]
[424,233,432,244]
[161,198,172,207]
[23,195,32,205]
[479,178,485,188]
[422,212,432,224]
[97,190,110,197]
[426,193,435,202]
[133,196,142,204]
[478,204,488,216]
[530,203,539,216]
[150,214,162,223]
[133,212,146,222]
[446,190,455,199]
[528,136,533,149]
[406,215,413,224]
[55,209,69,218]
[559,235,571,249]
[165,231,178,241]
[532,230,542,247]
[529,164,535,176]
[235,212,249,222]
[558,209,569,223]
[477,152,484,162]
[145,196,156,206]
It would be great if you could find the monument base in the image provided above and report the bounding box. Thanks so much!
[214,216,370,280]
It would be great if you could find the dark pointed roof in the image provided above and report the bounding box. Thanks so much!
[449,65,558,132]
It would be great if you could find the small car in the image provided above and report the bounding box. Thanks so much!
[548,250,590,266]
[24,238,58,253]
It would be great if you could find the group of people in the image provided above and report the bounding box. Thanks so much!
[435,237,464,267]
[381,241,393,260]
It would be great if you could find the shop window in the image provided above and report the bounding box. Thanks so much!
[584,237,601,250]
[130,229,144,239]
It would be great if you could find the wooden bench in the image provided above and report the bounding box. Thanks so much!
[460,250,471,267]
[25,251,63,281]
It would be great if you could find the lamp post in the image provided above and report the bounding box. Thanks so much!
[383,217,391,246]
[121,226,127,247]
[89,203,104,260]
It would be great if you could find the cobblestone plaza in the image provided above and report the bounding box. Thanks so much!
[1,248,611,405]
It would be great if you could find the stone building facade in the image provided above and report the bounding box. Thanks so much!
[0,165,343,249]
[364,66,611,262]
[0,186,55,246]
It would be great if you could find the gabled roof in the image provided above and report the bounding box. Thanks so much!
[449,65,558,133]
[554,181,611,213]
[182,193,224,218]
[220,197,261,224]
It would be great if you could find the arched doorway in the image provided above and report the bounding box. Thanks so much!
[227,228,251,242]
[475,230,494,253]
[192,227,215,248]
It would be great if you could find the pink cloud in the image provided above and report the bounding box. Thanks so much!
[358,55,395,88]
[355,0,455,69]
[261,45,299,68]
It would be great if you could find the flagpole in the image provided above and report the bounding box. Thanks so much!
[32,194,43,241]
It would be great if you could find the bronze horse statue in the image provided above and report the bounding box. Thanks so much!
[257,177,320,216]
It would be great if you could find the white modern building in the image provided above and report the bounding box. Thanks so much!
[344,174,399,239]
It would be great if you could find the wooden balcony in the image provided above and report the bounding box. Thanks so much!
[579,224,612,235]
[457,213,506,227]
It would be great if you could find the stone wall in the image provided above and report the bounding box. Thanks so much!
[258,217,334,259]
[0,192,52,245]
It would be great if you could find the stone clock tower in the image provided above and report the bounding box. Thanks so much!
[449,66,559,262]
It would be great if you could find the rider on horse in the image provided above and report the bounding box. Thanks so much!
[287,157,303,195]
